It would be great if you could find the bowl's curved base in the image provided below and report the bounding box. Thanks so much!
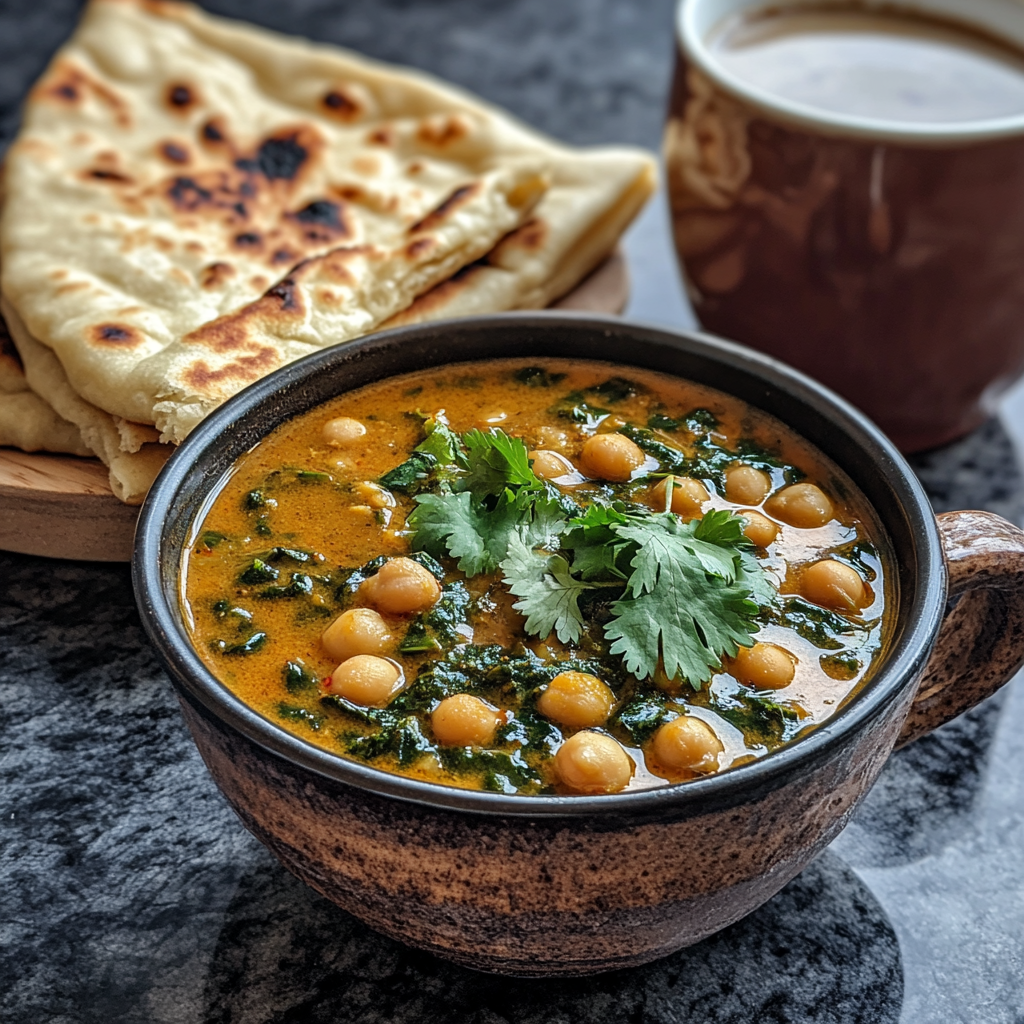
[176,687,909,976]
[265,833,818,976]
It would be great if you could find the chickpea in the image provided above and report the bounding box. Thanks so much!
[579,433,645,482]
[650,716,723,774]
[741,510,779,548]
[801,559,866,612]
[764,482,833,529]
[529,450,576,481]
[431,694,504,747]
[648,475,709,518]
[322,608,394,662]
[728,642,796,689]
[554,731,634,794]
[534,426,569,450]
[327,655,403,706]
[653,663,686,694]
[361,557,441,615]
[537,671,616,728]
[724,464,771,506]
[322,416,366,446]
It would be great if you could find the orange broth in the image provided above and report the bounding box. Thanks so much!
[182,358,893,795]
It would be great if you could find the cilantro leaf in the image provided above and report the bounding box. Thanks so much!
[568,503,631,531]
[617,512,739,587]
[410,487,565,576]
[501,532,594,644]
[461,429,542,498]
[520,490,570,551]
[693,507,747,546]
[409,491,518,575]
[561,503,632,581]
[738,549,780,610]
[605,514,759,686]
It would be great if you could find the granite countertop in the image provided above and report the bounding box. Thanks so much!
[2,1,1023,1021]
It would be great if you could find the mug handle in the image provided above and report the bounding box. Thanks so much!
[897,510,1024,747]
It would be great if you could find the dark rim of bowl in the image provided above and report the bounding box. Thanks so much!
[133,312,946,819]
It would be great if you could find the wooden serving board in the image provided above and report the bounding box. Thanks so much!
[0,250,629,562]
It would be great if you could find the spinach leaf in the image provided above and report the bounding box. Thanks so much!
[614,694,673,745]
[276,703,325,731]
[283,660,318,694]
[257,573,313,599]
[239,559,279,585]
[211,631,267,656]
[513,366,567,388]
[763,597,854,651]
[712,691,802,743]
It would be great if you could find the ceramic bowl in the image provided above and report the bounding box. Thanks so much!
[133,313,1024,976]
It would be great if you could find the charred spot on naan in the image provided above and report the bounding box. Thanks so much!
[264,274,303,312]
[233,231,263,251]
[83,167,134,185]
[89,323,142,349]
[366,126,395,147]
[166,83,199,113]
[200,118,229,147]
[234,126,323,184]
[417,115,472,148]
[201,262,236,289]
[322,87,363,122]
[286,199,350,244]
[183,245,376,356]
[36,60,132,128]
[163,126,329,249]
[179,346,282,396]
[409,183,482,233]
[82,149,134,185]
[184,275,308,353]
[160,141,191,165]
[166,171,249,221]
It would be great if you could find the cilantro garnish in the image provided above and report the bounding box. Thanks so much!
[396,418,777,690]
[604,512,761,687]
[502,532,599,644]
[406,427,566,574]
[504,508,765,687]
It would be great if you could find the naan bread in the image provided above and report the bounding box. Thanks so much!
[0,319,92,456]
[383,157,652,328]
[2,298,169,502]
[0,0,548,442]
[0,0,654,445]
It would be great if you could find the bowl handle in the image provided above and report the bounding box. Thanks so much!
[897,510,1024,747]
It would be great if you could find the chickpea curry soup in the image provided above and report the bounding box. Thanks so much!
[182,358,894,796]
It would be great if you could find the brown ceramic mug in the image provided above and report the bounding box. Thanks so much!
[134,315,1024,976]
[665,0,1024,452]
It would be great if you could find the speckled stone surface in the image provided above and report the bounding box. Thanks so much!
[1,0,1023,1020]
